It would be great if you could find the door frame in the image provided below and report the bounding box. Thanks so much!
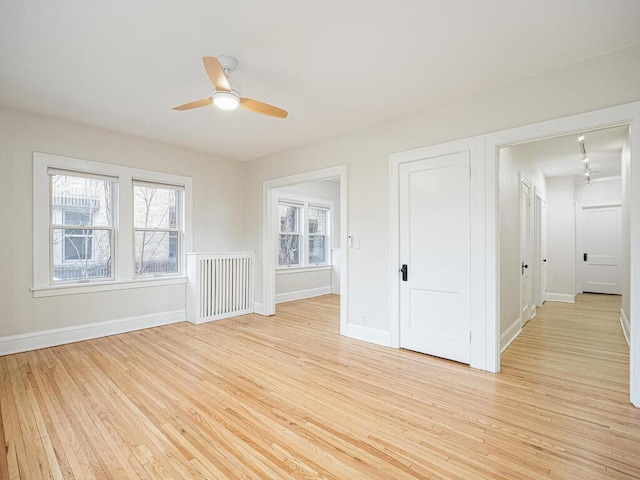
[485,101,640,407]
[262,165,348,335]
[534,188,546,307]
[389,136,486,368]
[575,200,622,294]
[520,174,533,323]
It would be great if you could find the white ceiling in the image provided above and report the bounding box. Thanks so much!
[1,1,640,161]
[513,126,628,182]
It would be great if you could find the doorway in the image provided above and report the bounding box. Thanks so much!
[496,124,631,396]
[262,166,348,335]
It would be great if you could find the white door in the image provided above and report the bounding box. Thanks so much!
[520,178,533,324]
[581,206,621,294]
[399,151,470,364]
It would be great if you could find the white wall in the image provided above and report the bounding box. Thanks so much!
[498,145,546,347]
[245,44,640,336]
[0,107,245,338]
[546,176,576,299]
[575,178,622,203]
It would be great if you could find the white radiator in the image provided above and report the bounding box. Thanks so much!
[186,252,255,324]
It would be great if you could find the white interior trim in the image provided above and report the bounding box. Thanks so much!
[31,276,187,297]
[262,165,348,335]
[0,310,185,356]
[621,308,630,348]
[389,136,486,369]
[544,292,576,303]
[500,318,522,354]
[485,101,640,407]
[276,286,332,304]
[345,323,392,348]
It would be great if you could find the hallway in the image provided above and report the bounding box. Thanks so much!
[501,294,637,477]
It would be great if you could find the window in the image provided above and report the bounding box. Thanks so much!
[133,182,182,276]
[50,171,115,283]
[277,194,332,268]
[278,203,301,266]
[308,206,329,264]
[33,152,192,296]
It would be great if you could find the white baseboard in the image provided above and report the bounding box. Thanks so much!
[500,318,522,354]
[276,286,332,304]
[253,302,267,316]
[345,323,392,347]
[620,308,630,348]
[0,310,185,356]
[544,292,576,303]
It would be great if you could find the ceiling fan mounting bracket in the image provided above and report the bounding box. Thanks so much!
[217,55,238,76]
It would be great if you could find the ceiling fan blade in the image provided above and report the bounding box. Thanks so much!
[172,97,213,111]
[203,57,231,92]
[240,97,288,118]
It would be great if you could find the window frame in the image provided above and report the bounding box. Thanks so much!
[33,152,193,297]
[278,201,303,267]
[132,180,183,278]
[275,192,333,270]
[49,173,117,283]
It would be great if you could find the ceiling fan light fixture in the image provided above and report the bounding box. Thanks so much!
[213,90,240,110]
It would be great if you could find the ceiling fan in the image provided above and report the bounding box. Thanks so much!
[172,55,288,119]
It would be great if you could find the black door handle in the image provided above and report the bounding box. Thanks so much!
[583,253,588,261]
[400,264,408,282]
[522,262,528,274]
[543,259,547,263]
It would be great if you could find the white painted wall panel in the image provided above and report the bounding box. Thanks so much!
[546,177,576,298]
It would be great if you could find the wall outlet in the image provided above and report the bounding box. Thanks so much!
[360,314,366,325]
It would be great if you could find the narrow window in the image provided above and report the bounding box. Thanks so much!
[133,182,182,276]
[308,206,329,264]
[50,170,116,283]
[278,203,301,266]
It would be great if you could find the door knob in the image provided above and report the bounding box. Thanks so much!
[522,262,528,274]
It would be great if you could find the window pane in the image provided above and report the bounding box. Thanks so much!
[309,235,326,264]
[134,185,178,228]
[135,231,179,275]
[279,205,299,233]
[51,175,113,226]
[308,208,328,235]
[279,234,299,266]
[52,228,112,281]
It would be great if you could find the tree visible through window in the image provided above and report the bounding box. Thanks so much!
[277,197,331,267]
[278,204,300,266]
[50,173,114,282]
[308,206,328,264]
[133,183,181,275]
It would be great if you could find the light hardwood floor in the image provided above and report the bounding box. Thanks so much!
[1,294,638,479]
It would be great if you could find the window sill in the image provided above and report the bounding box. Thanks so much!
[31,276,187,298]
[276,265,332,275]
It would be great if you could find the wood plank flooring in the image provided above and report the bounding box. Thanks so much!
[1,294,638,479]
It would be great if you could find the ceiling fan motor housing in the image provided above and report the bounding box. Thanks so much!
[217,55,238,75]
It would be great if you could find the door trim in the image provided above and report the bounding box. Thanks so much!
[389,136,485,369]
[262,165,348,336]
[485,101,640,407]
[534,188,546,308]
